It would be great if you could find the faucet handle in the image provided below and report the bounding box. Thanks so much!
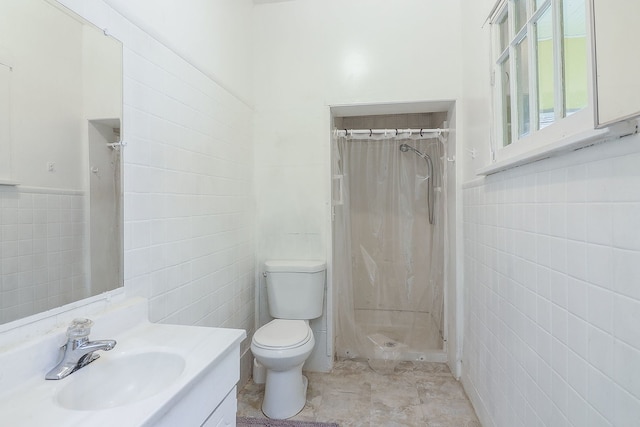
[66,318,93,339]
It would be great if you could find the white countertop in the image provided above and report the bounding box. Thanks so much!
[0,298,245,427]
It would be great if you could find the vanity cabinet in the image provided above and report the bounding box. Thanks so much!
[592,0,640,126]
[153,344,241,427]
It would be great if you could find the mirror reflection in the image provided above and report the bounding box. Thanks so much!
[0,0,123,324]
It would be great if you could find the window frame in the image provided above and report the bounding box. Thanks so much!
[483,0,602,173]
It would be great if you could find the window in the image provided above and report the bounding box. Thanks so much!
[490,0,589,153]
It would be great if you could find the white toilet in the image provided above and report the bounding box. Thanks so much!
[251,260,326,419]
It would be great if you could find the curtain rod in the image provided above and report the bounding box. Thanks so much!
[335,128,449,137]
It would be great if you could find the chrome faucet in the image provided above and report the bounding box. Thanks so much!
[45,318,117,380]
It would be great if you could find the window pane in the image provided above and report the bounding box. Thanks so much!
[514,0,528,33]
[535,0,547,11]
[536,8,555,129]
[501,57,513,146]
[516,37,530,137]
[499,12,510,53]
[563,0,588,116]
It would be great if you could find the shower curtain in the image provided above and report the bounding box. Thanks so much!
[333,133,446,371]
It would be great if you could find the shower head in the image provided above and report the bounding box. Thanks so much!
[399,143,433,178]
[399,143,427,160]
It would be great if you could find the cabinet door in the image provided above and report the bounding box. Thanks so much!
[592,0,640,126]
[201,387,237,427]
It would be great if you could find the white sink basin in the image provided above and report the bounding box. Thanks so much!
[56,352,185,410]
[0,298,246,427]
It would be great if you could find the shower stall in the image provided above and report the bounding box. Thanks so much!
[332,112,448,372]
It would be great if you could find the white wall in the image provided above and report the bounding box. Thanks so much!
[459,2,640,425]
[253,0,462,257]
[102,0,253,105]
[56,0,257,383]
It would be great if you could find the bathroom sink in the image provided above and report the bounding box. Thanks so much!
[0,298,246,427]
[56,351,185,410]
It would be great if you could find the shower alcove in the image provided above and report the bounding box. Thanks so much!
[330,102,457,373]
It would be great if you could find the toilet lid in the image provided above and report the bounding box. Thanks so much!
[252,319,311,349]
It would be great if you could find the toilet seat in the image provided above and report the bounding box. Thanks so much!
[252,319,311,350]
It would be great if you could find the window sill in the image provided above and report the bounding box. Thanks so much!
[476,121,637,175]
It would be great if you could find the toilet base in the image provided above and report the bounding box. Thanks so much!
[261,364,308,419]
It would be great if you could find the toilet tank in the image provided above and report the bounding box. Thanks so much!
[264,260,326,320]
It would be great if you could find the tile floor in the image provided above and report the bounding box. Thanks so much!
[237,360,481,427]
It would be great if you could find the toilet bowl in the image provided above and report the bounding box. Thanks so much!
[251,260,325,419]
[251,319,316,419]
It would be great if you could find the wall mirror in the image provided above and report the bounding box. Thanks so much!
[0,0,123,324]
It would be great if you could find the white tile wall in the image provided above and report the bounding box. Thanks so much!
[121,27,255,330]
[57,0,256,363]
[462,133,640,426]
[0,188,86,323]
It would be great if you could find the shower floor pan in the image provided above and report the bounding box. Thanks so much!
[363,325,446,363]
